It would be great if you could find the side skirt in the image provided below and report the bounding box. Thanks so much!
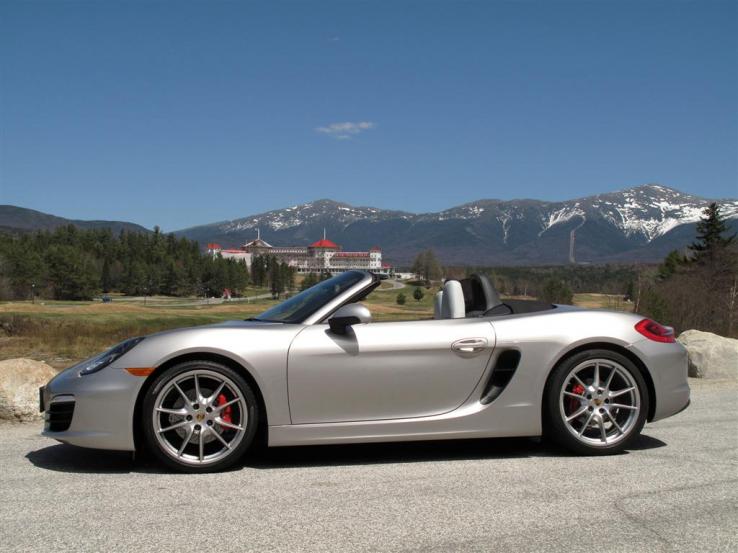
[267,402,540,447]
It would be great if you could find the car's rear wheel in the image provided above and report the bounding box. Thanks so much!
[142,360,258,472]
[544,349,649,455]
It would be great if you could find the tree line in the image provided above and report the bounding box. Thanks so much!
[249,254,296,299]
[0,225,258,301]
[637,203,737,337]
[413,248,630,304]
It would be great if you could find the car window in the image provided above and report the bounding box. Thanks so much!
[254,271,367,323]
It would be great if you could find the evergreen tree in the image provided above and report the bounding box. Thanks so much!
[4,245,45,298]
[45,245,98,300]
[690,202,736,265]
[413,287,425,302]
[250,255,268,287]
[280,263,295,292]
[162,260,185,296]
[657,250,686,280]
[268,256,285,298]
[100,257,112,292]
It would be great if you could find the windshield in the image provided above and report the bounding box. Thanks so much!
[254,271,368,323]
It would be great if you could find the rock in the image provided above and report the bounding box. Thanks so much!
[0,358,57,421]
[677,330,738,379]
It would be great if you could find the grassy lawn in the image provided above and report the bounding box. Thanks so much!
[573,293,633,311]
[0,286,630,369]
[0,297,274,368]
[363,284,436,321]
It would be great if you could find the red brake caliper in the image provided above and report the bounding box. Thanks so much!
[216,394,233,424]
[569,384,585,415]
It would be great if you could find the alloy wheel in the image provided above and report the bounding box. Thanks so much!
[152,369,248,466]
[558,359,641,447]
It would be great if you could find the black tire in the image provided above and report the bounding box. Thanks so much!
[142,360,259,473]
[543,349,649,455]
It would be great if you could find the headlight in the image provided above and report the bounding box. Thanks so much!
[78,337,145,376]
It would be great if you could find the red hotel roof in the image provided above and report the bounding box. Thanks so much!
[309,238,340,249]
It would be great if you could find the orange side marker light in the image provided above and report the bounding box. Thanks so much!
[125,368,155,377]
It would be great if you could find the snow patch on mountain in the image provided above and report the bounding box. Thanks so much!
[538,207,585,236]
[600,189,738,242]
[497,213,513,244]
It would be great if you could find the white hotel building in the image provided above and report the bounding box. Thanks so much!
[208,231,392,275]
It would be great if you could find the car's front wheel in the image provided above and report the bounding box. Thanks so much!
[544,349,649,455]
[142,360,258,472]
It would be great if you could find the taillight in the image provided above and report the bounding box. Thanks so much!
[635,319,675,343]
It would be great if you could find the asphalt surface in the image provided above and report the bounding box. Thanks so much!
[1,379,736,553]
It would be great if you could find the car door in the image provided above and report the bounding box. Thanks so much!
[287,318,496,424]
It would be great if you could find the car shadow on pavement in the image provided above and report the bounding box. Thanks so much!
[628,434,668,451]
[243,433,668,470]
[25,444,165,474]
[25,434,667,474]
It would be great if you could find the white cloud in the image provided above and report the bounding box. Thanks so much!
[315,121,376,140]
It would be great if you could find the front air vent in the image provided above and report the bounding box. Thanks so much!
[45,400,75,432]
[480,350,521,405]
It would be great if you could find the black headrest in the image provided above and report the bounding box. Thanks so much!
[475,273,502,310]
[458,274,502,314]
[450,274,503,315]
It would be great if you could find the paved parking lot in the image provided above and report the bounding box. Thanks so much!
[1,379,736,552]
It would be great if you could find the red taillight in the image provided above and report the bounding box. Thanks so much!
[635,319,675,343]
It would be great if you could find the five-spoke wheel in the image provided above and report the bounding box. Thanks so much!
[142,360,258,472]
[545,349,648,455]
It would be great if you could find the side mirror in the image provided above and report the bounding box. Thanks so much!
[328,303,372,335]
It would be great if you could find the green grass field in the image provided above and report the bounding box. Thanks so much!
[0,284,630,369]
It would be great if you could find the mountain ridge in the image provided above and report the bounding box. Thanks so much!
[3,185,736,266]
[173,184,738,265]
[0,205,151,235]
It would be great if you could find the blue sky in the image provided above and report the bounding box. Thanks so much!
[1,0,736,231]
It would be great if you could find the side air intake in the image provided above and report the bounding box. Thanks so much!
[480,350,521,405]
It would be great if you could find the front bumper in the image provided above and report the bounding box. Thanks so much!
[40,366,144,451]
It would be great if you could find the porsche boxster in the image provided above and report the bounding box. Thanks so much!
[40,270,690,472]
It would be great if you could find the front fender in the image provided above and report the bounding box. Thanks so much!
[112,322,304,426]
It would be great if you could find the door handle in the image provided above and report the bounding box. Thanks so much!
[451,338,488,354]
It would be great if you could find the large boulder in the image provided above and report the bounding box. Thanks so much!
[0,358,56,421]
[677,330,738,379]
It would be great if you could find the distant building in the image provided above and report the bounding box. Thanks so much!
[207,230,392,275]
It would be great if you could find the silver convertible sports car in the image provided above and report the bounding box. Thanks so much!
[40,271,690,472]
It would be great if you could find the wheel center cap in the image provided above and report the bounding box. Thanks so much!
[195,413,205,422]
[594,398,603,406]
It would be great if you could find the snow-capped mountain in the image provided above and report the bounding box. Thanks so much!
[175,185,738,265]
[217,200,412,234]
